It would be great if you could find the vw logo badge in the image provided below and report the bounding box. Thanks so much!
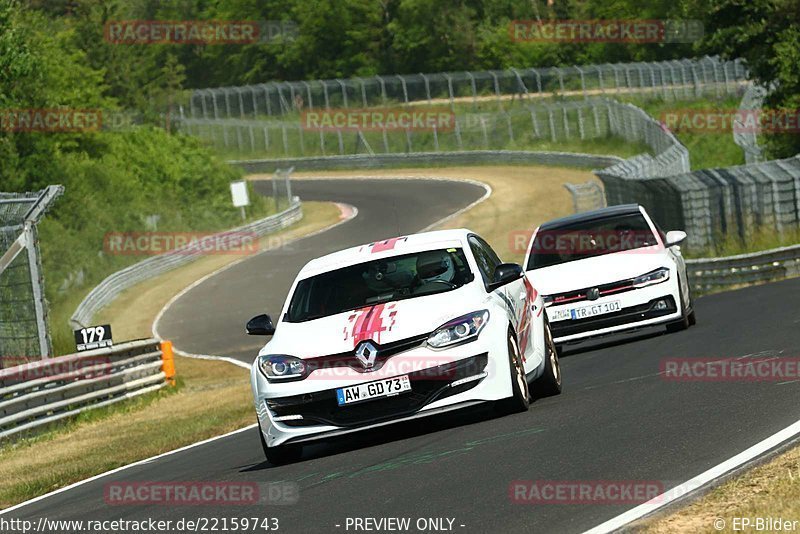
[586,287,600,301]
[355,341,379,370]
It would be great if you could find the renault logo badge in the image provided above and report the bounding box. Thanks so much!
[355,341,378,370]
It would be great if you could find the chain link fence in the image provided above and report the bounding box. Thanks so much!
[564,182,606,212]
[607,155,800,251]
[186,56,746,120]
[0,186,63,363]
[181,55,800,257]
[179,96,707,160]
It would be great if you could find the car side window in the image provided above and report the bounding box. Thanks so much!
[468,235,501,289]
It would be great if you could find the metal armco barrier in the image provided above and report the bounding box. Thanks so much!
[0,339,174,440]
[70,200,302,329]
[230,150,623,173]
[687,244,800,293]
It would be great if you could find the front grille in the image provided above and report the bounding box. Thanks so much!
[548,278,636,306]
[304,333,429,374]
[269,354,488,428]
[551,296,676,338]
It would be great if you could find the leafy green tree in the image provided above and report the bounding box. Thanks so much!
[687,0,800,158]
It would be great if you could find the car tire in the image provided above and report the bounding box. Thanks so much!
[531,318,562,398]
[497,331,530,414]
[666,277,691,333]
[258,420,302,465]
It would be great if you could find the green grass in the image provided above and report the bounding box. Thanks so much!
[686,226,800,258]
[187,91,748,171]
[618,94,745,170]
[0,378,183,452]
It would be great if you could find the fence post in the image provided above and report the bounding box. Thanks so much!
[161,340,176,386]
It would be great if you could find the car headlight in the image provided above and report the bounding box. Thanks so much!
[632,267,670,288]
[542,295,554,307]
[258,354,306,381]
[427,310,489,349]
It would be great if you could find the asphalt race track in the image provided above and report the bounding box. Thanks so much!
[155,178,487,363]
[4,178,799,533]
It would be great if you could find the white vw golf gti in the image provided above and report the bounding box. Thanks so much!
[523,204,696,345]
[248,229,561,464]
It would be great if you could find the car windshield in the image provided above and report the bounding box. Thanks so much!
[285,248,474,322]
[527,213,659,270]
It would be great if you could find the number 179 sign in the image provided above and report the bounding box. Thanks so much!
[74,324,113,352]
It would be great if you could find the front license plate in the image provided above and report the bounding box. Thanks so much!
[569,300,622,320]
[336,376,411,406]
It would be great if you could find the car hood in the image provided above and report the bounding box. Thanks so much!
[526,248,669,295]
[260,287,482,358]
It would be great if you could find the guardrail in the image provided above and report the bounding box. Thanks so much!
[0,339,174,440]
[70,200,302,329]
[230,150,623,173]
[687,244,800,293]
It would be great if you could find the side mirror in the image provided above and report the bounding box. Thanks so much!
[665,230,687,247]
[246,314,276,335]
[488,263,523,291]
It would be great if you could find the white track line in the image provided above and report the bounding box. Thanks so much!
[583,417,800,533]
[0,177,492,514]
[0,424,257,515]
[151,202,359,367]
[286,174,492,233]
[154,175,492,366]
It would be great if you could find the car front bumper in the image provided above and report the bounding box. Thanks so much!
[251,326,514,448]
[546,278,682,343]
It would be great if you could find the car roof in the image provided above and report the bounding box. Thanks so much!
[298,228,474,278]
[538,204,643,230]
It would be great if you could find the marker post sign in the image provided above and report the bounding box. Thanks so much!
[230,180,250,221]
[74,324,113,352]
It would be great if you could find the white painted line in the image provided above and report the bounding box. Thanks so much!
[151,203,359,367]
[0,423,258,515]
[582,417,800,534]
[283,174,492,233]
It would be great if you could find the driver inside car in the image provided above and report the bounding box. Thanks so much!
[414,249,456,292]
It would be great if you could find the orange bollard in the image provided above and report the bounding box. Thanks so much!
[161,340,176,386]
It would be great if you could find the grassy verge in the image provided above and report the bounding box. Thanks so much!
[0,357,251,509]
[93,201,342,341]
[0,201,343,509]
[641,444,800,533]
[685,227,800,259]
[619,95,745,170]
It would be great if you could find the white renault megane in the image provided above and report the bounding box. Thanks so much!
[523,204,696,346]
[247,229,561,464]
